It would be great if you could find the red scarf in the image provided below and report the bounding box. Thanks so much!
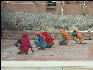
[20,32,30,52]
[42,31,54,43]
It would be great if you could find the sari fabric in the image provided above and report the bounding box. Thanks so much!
[34,32,47,48]
[42,31,54,43]
[20,33,30,52]
[74,30,84,40]
[60,29,70,40]
[36,32,46,43]
[42,31,54,47]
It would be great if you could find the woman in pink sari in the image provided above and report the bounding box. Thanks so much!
[17,32,30,54]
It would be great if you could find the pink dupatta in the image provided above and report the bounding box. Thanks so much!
[20,32,30,52]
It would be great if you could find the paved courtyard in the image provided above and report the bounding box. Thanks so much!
[1,39,93,61]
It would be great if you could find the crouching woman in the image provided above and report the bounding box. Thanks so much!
[42,31,54,48]
[15,32,31,54]
[71,30,84,44]
[34,32,47,49]
[59,29,70,45]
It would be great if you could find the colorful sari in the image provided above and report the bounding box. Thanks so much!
[42,31,54,48]
[71,30,84,43]
[60,29,70,40]
[59,29,70,45]
[20,32,30,53]
[34,32,47,48]
[74,30,84,40]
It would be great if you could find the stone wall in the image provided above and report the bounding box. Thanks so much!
[2,1,93,16]
[2,31,93,40]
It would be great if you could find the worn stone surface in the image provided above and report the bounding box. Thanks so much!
[2,31,93,40]
[1,39,93,61]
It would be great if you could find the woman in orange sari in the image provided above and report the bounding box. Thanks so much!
[59,29,70,45]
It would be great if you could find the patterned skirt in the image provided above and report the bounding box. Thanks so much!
[46,42,54,48]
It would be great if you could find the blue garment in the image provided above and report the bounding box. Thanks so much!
[34,36,47,48]
[38,36,43,43]
[71,32,77,37]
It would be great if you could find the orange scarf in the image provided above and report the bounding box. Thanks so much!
[60,29,70,40]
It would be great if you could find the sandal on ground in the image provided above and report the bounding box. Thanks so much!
[24,52,28,54]
[17,52,22,54]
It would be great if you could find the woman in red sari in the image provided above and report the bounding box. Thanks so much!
[17,32,31,54]
[42,31,54,48]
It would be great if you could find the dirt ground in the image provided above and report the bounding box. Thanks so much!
[1,39,93,61]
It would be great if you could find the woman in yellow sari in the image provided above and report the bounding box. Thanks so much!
[59,29,70,45]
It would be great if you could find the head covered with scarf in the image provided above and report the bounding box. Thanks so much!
[74,30,84,40]
[42,31,54,43]
[20,32,30,52]
[36,32,46,43]
[60,29,70,40]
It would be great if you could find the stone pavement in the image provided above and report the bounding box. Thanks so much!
[1,39,93,61]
